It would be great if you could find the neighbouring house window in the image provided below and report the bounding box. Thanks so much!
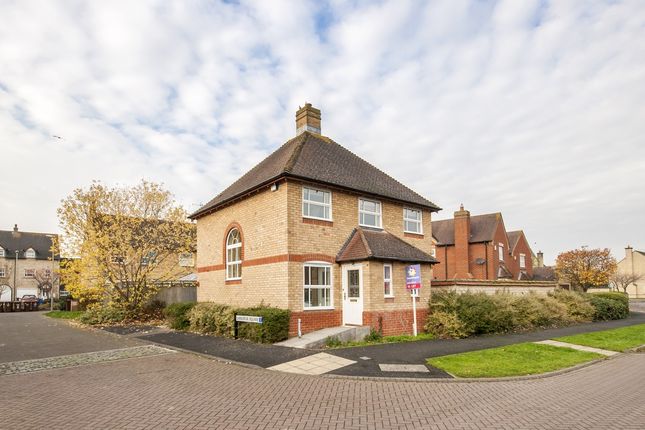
[303,263,332,309]
[383,264,393,297]
[111,255,124,264]
[0,268,5,277]
[302,187,332,221]
[359,198,382,228]
[498,244,504,262]
[25,248,36,259]
[431,247,436,258]
[403,208,423,234]
[141,251,157,266]
[179,253,194,267]
[0,247,4,257]
[519,253,526,268]
[226,228,242,280]
[24,269,35,278]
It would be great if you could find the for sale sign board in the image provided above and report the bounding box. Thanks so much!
[405,264,421,290]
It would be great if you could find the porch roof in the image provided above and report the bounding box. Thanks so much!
[336,228,438,264]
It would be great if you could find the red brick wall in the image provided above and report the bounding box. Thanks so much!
[508,233,533,279]
[363,307,429,336]
[289,310,342,336]
[454,212,470,278]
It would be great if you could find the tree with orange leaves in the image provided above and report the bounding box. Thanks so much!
[555,248,617,292]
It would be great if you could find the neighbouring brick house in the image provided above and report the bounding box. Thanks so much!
[191,104,440,336]
[432,206,534,281]
[0,225,59,301]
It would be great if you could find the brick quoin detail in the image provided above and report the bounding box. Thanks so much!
[363,308,429,336]
[289,310,342,336]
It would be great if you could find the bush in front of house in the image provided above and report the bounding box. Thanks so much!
[163,302,196,330]
[424,310,469,339]
[548,290,596,322]
[188,303,236,336]
[588,295,629,321]
[234,306,291,343]
[79,304,128,325]
[590,291,629,307]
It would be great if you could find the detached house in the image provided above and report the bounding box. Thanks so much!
[432,206,534,281]
[191,104,440,336]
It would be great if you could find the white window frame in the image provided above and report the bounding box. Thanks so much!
[498,243,504,262]
[179,253,194,267]
[226,229,242,281]
[302,187,332,221]
[0,267,5,277]
[383,264,394,297]
[25,248,36,259]
[403,208,423,234]
[303,262,333,310]
[0,247,4,257]
[24,268,35,278]
[519,253,526,269]
[358,198,382,229]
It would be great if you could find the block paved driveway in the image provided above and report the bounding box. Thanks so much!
[2,314,645,429]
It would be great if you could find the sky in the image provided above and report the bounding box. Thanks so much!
[1,0,644,265]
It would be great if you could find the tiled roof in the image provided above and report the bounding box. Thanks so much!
[507,230,523,252]
[191,132,440,219]
[532,266,557,281]
[432,213,502,245]
[0,228,58,260]
[336,228,438,264]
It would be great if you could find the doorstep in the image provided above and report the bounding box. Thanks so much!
[274,325,371,349]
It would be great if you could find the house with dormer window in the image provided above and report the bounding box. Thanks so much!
[191,104,440,336]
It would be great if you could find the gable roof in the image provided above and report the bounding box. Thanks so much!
[507,230,523,252]
[190,132,440,219]
[432,213,502,245]
[336,227,438,264]
[0,229,58,260]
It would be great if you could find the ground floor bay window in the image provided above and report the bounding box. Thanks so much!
[303,263,332,309]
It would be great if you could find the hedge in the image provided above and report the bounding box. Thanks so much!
[163,302,196,330]
[590,291,629,307]
[588,295,629,321]
[188,303,236,336]
[235,307,291,343]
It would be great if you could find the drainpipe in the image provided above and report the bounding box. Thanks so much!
[297,318,302,338]
[485,243,489,279]
[444,247,448,279]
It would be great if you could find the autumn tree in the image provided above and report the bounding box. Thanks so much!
[610,272,642,294]
[58,180,195,313]
[32,268,59,299]
[555,248,617,292]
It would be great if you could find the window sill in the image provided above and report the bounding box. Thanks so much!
[404,232,424,238]
[384,296,395,301]
[225,279,242,285]
[358,224,382,230]
[302,217,333,227]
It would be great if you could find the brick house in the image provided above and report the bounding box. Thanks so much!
[616,246,645,298]
[0,225,59,301]
[191,104,440,336]
[432,206,534,281]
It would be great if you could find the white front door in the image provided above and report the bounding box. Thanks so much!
[342,264,363,325]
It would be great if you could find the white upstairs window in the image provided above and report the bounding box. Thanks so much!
[359,198,382,228]
[519,253,526,268]
[302,187,332,221]
[403,208,423,234]
[25,248,36,259]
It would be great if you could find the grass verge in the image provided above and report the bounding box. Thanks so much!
[45,310,84,320]
[327,332,435,348]
[555,323,645,352]
[427,343,603,378]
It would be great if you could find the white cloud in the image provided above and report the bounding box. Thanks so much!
[1,0,644,264]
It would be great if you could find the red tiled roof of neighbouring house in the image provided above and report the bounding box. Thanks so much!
[431,213,502,245]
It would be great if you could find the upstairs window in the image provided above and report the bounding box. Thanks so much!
[519,253,526,268]
[498,244,504,262]
[0,267,5,277]
[24,269,35,278]
[25,248,36,259]
[403,208,423,234]
[359,198,382,228]
[302,187,332,221]
[383,264,393,297]
[226,228,242,280]
[0,247,4,257]
[179,253,194,267]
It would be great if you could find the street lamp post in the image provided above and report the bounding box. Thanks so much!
[13,250,18,301]
[45,235,56,311]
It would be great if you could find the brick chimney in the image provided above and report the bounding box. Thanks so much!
[537,251,544,268]
[12,224,19,238]
[296,103,321,135]
[454,204,472,278]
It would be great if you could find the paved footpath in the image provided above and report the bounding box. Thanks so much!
[1,346,644,429]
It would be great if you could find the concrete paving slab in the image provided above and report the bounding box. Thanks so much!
[379,364,430,373]
[535,339,619,356]
[268,352,356,375]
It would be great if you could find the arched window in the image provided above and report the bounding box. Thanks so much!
[25,248,36,259]
[226,228,242,280]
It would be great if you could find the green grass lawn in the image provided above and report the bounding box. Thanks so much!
[327,332,435,348]
[427,343,603,378]
[45,310,84,320]
[555,324,645,352]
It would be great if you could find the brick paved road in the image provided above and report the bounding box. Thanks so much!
[2,350,643,429]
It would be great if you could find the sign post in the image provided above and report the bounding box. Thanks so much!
[405,264,421,336]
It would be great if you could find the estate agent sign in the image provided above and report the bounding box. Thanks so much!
[405,264,421,336]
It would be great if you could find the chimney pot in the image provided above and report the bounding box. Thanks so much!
[13,224,18,232]
[295,103,321,135]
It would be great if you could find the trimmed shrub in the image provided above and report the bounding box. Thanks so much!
[589,296,629,321]
[511,294,572,330]
[188,303,235,336]
[591,291,629,307]
[424,311,469,339]
[235,306,291,343]
[548,290,595,322]
[455,292,515,335]
[80,304,127,325]
[163,302,196,330]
